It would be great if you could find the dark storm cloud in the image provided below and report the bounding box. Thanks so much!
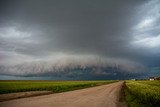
[0,0,160,78]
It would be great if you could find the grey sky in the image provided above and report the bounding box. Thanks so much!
[0,0,160,79]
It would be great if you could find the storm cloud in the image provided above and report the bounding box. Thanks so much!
[0,0,160,79]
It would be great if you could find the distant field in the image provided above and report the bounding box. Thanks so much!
[125,80,160,107]
[0,80,116,94]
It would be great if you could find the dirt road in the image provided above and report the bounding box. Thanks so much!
[0,81,127,107]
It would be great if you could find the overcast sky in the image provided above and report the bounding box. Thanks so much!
[0,0,160,79]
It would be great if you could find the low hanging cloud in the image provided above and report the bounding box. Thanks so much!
[0,54,147,78]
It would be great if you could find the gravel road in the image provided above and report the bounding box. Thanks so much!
[0,81,127,107]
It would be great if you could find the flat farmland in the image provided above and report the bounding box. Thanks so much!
[125,80,160,107]
[0,80,116,94]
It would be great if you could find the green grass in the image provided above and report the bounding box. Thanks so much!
[125,80,160,107]
[0,80,116,94]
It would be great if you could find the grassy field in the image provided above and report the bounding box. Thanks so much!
[0,80,116,94]
[125,80,160,107]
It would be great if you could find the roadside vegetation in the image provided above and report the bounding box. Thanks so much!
[125,80,160,107]
[0,80,116,94]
